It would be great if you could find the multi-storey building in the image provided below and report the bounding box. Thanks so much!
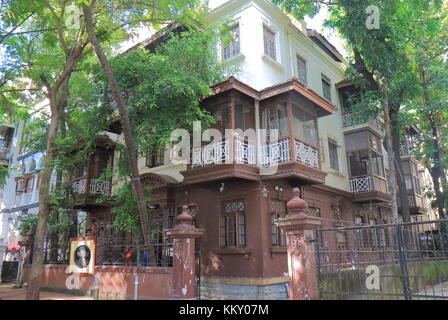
[0,121,16,279]
[71,0,434,299]
[0,120,44,266]
[10,0,438,298]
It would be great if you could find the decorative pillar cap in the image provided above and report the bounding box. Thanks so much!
[176,205,193,224]
[287,188,307,216]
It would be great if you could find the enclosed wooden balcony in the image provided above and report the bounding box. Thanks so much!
[182,78,334,185]
[345,128,390,203]
[71,141,115,208]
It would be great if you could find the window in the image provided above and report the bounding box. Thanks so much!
[262,103,288,138]
[15,177,25,195]
[146,147,165,168]
[222,24,240,61]
[292,105,318,145]
[296,56,307,85]
[348,150,369,177]
[211,103,230,133]
[221,200,246,247]
[263,26,276,60]
[24,174,34,193]
[234,103,255,132]
[270,199,286,246]
[371,152,384,177]
[354,215,365,247]
[328,140,339,171]
[369,218,379,247]
[321,75,332,102]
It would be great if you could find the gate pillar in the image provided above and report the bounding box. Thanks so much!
[276,188,322,300]
[166,205,204,299]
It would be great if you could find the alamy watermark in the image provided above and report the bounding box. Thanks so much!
[365,264,380,290]
[366,5,380,30]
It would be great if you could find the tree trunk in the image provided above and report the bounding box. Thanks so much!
[383,95,400,222]
[26,94,60,300]
[390,109,411,222]
[82,4,151,243]
[419,69,446,218]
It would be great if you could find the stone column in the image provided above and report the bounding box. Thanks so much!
[166,205,204,299]
[276,188,322,300]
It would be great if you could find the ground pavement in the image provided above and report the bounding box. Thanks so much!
[0,283,93,300]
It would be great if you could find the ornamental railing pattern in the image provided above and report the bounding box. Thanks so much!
[192,136,256,167]
[71,178,111,196]
[342,113,385,134]
[191,136,320,170]
[294,139,319,168]
[261,137,290,166]
[349,175,387,194]
[400,143,413,157]
[349,176,373,193]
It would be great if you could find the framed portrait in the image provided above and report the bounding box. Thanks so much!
[68,236,96,275]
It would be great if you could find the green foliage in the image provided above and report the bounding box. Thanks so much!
[18,214,37,237]
[95,27,225,158]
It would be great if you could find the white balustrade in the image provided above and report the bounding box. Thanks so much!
[71,177,110,196]
[192,137,256,167]
[235,138,256,165]
[261,138,290,166]
[349,176,373,193]
[89,178,111,196]
[294,140,319,168]
[72,178,86,193]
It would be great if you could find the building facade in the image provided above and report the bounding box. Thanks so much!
[72,0,436,299]
[9,0,440,298]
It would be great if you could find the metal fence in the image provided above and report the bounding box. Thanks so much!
[316,219,448,300]
[43,224,173,267]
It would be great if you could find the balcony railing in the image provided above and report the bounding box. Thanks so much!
[191,136,320,170]
[261,137,290,166]
[294,139,320,168]
[399,193,424,208]
[71,177,111,196]
[349,175,387,194]
[342,113,385,134]
[400,144,413,157]
[192,136,256,167]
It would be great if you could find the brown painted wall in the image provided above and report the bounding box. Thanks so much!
[23,265,173,300]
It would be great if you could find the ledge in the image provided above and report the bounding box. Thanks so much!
[261,54,284,72]
[214,247,252,259]
[269,247,287,254]
[222,53,245,66]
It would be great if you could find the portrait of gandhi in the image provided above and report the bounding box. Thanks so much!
[74,245,91,269]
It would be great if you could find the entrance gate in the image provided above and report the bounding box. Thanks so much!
[315,219,448,300]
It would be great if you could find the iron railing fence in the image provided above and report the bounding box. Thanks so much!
[43,222,174,267]
[316,219,448,300]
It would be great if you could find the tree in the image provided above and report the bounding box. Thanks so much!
[1,0,95,299]
[93,29,224,235]
[404,1,448,218]
[272,0,434,222]
[81,0,219,244]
